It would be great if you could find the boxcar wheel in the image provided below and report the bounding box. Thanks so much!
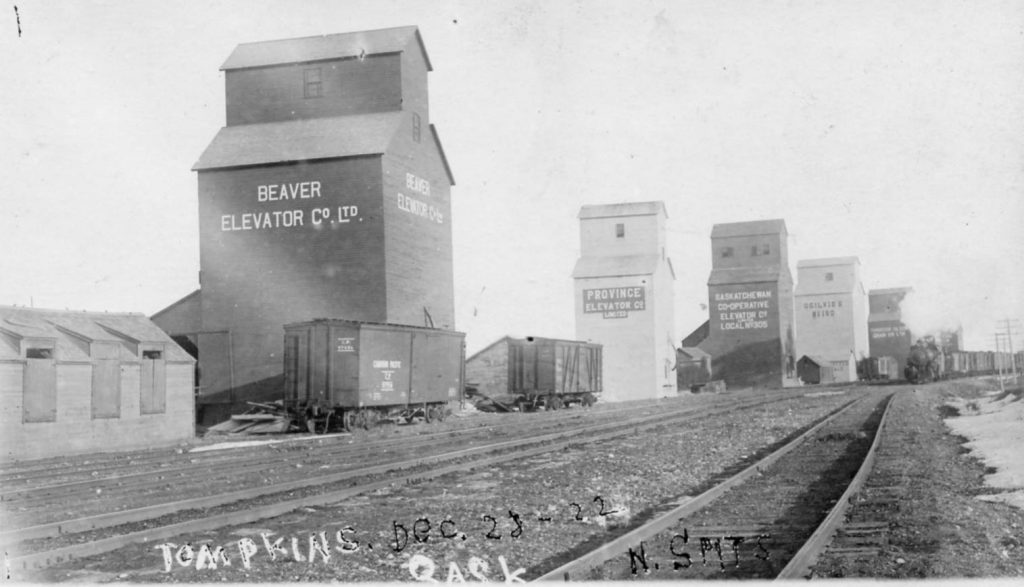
[342,411,355,433]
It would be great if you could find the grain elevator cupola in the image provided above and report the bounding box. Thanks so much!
[153,27,456,424]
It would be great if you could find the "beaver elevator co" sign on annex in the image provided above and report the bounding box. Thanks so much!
[583,286,646,319]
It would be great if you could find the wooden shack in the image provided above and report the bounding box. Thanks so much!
[0,307,195,461]
[796,355,836,385]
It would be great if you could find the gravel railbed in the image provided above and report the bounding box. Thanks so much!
[2,398,699,504]
[11,394,780,553]
[3,408,656,527]
[15,390,857,582]
[811,381,1024,578]
[586,393,889,580]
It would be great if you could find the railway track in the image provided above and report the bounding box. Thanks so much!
[0,402,658,487]
[530,390,897,580]
[807,389,915,576]
[5,388,828,574]
[0,391,774,493]
[1,398,734,522]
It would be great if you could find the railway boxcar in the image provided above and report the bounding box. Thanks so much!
[283,319,465,431]
[465,336,601,411]
[858,356,899,381]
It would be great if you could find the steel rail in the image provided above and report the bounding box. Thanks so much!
[2,391,792,549]
[0,400,689,496]
[532,394,872,581]
[0,396,722,487]
[6,392,814,571]
[774,391,898,580]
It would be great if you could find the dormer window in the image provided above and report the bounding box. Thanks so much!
[26,347,54,359]
[303,68,322,98]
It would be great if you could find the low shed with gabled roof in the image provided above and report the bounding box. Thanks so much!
[0,306,194,461]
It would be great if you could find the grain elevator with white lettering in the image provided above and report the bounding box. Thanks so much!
[153,27,456,424]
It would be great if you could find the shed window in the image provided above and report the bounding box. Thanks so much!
[143,350,163,360]
[825,272,834,282]
[412,112,422,143]
[26,347,53,359]
[615,223,625,238]
[303,68,322,98]
[721,247,733,258]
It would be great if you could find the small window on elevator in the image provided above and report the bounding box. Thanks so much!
[303,68,322,99]
[721,247,734,258]
[413,112,422,143]
[615,223,625,238]
[825,272,834,282]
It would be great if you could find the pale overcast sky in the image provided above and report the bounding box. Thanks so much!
[2,0,1022,353]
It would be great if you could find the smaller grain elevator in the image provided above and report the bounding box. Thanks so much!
[698,219,797,389]
[573,202,676,402]
[868,287,914,378]
[794,257,868,382]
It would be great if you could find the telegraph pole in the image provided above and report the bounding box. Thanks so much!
[995,333,1005,394]
[999,318,1021,384]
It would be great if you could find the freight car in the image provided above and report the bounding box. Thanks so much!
[465,336,601,412]
[283,319,464,432]
[857,356,900,381]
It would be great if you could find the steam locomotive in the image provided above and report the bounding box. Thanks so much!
[904,337,943,383]
[903,336,1021,384]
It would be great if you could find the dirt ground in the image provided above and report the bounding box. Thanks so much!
[818,378,1024,579]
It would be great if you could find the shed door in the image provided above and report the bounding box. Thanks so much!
[23,358,57,423]
[92,359,121,419]
[141,354,166,414]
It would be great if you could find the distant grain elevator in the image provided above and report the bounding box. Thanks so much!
[698,219,797,388]
[573,202,677,401]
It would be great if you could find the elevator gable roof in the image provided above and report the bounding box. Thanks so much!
[711,219,787,238]
[221,26,431,71]
[193,112,403,170]
[579,201,667,219]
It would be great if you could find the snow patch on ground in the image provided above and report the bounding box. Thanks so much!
[944,389,1024,509]
[190,432,351,453]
